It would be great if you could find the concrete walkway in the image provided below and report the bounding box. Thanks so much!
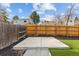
[23,48,51,56]
[13,37,69,56]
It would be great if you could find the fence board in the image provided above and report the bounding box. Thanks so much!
[26,24,79,37]
[0,22,26,49]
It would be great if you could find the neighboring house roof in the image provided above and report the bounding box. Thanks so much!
[12,18,27,25]
[26,18,34,24]
[40,20,56,25]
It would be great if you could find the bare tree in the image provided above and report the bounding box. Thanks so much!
[65,4,75,26]
[54,14,63,25]
[0,9,8,22]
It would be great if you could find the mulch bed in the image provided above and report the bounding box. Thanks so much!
[0,37,27,56]
[0,48,26,56]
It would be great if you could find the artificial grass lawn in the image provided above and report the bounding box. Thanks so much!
[49,40,79,56]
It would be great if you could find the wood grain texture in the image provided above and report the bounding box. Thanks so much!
[0,22,26,49]
[26,24,79,36]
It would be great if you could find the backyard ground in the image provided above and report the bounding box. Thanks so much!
[0,37,79,56]
[49,39,79,56]
[13,37,69,56]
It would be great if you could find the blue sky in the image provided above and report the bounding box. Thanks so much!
[10,3,33,18]
[0,3,79,21]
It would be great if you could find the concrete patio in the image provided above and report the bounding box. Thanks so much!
[13,37,69,49]
[13,37,69,56]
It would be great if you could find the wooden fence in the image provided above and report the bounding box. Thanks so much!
[0,22,26,49]
[26,24,79,37]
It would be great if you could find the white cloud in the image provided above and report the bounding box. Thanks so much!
[21,16,25,18]
[61,13,65,16]
[37,11,45,14]
[0,3,12,13]
[67,4,79,9]
[67,5,71,9]
[32,3,57,22]
[8,14,14,20]
[44,15,55,21]
[32,3,56,15]
[18,8,23,13]
[41,4,56,11]
[0,3,11,8]
[40,18,46,21]
[74,4,79,8]
[32,3,40,11]
[32,3,56,11]
[6,8,12,13]
[67,4,79,15]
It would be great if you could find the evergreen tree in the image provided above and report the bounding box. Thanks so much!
[30,11,40,24]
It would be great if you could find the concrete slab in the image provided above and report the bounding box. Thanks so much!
[13,37,69,49]
[23,48,51,56]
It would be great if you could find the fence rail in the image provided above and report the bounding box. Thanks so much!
[26,24,79,37]
[0,22,26,49]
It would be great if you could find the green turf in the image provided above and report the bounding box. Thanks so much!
[49,40,79,56]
